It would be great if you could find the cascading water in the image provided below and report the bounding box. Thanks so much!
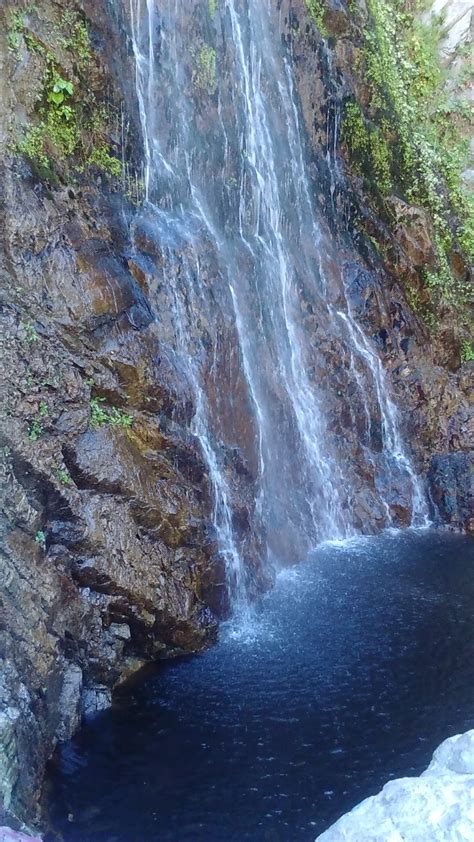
[127,0,429,606]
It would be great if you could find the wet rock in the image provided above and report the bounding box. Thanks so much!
[386,197,437,271]
[316,730,474,841]
[81,687,113,717]
[429,452,474,532]
[0,830,42,842]
[0,4,235,827]
[323,0,352,37]
[54,666,83,742]
[280,0,473,533]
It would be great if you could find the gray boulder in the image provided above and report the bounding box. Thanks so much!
[317,730,474,841]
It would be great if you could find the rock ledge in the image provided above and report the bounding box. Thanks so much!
[317,729,474,841]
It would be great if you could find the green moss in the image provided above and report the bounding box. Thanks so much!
[369,127,391,195]
[305,0,327,36]
[342,102,391,194]
[194,46,217,94]
[342,102,368,158]
[208,0,218,17]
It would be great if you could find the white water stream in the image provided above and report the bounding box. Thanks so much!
[128,0,429,605]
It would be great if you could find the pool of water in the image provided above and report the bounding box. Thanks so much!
[46,530,474,841]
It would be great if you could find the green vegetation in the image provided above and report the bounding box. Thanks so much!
[57,468,71,485]
[89,397,133,430]
[23,322,39,344]
[9,9,122,182]
[343,0,473,342]
[35,530,46,550]
[194,46,217,94]
[7,10,26,59]
[208,0,218,17]
[87,145,123,177]
[28,420,43,441]
[341,104,391,195]
[27,401,48,441]
[305,0,327,36]
[57,9,91,63]
[460,340,474,363]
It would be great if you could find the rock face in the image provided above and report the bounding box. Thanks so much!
[0,0,262,830]
[279,0,474,531]
[316,729,474,841]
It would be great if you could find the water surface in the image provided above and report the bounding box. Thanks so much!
[47,530,474,841]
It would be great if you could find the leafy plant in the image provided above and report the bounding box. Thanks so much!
[7,11,25,59]
[47,74,74,106]
[35,530,46,550]
[14,13,123,184]
[460,340,474,363]
[58,11,91,63]
[57,468,71,485]
[87,145,122,178]
[90,397,133,430]
[344,0,473,335]
[27,402,48,441]
[305,0,327,36]
[23,322,39,343]
[28,420,43,441]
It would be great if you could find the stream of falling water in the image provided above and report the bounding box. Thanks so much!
[128,0,429,607]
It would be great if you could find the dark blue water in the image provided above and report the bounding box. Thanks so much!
[47,530,474,841]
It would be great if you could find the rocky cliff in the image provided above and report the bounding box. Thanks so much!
[0,0,472,835]
[0,0,250,830]
[279,0,473,531]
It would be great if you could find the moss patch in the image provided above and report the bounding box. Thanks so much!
[193,45,217,94]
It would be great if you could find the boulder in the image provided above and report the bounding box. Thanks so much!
[316,730,474,841]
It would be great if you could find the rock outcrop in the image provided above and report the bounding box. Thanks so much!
[316,729,474,840]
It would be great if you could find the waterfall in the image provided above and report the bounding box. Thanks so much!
[127,0,429,607]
